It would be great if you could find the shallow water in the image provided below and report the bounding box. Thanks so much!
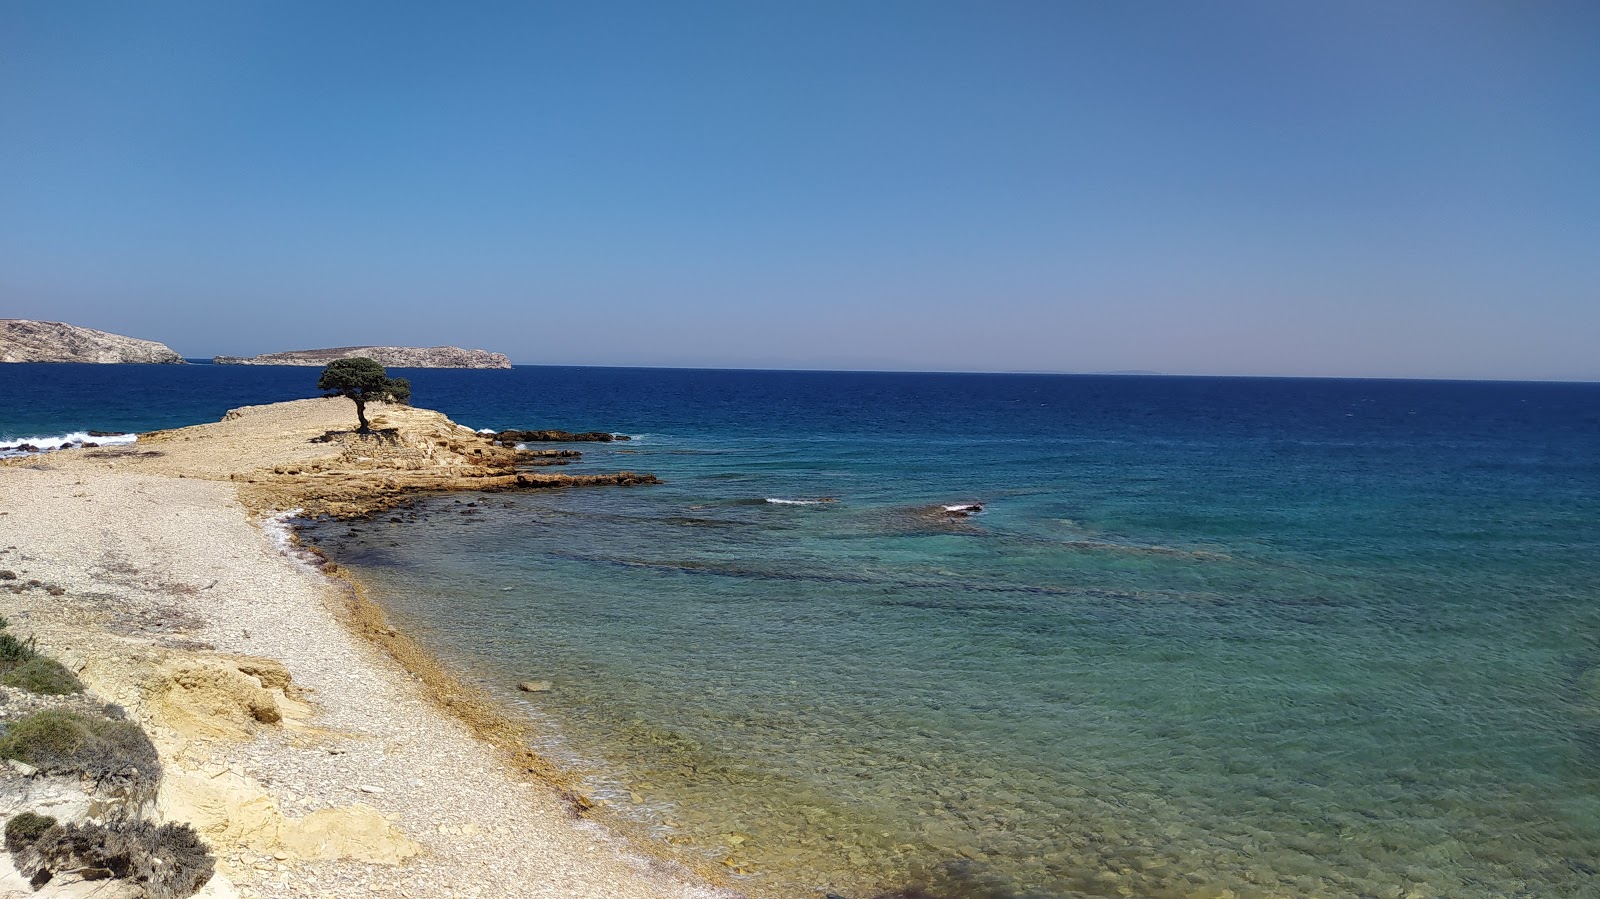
[283,370,1600,898]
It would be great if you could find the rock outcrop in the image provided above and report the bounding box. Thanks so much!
[0,320,185,364]
[212,346,510,369]
[57,398,660,518]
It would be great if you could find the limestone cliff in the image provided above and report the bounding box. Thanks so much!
[213,346,511,369]
[0,319,186,364]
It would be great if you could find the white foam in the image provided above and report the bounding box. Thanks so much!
[0,431,137,457]
[476,428,496,434]
[262,508,323,570]
[944,503,984,514]
[766,498,837,505]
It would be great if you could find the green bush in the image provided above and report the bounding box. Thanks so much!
[0,657,83,695]
[4,811,57,852]
[0,709,159,789]
[0,632,35,669]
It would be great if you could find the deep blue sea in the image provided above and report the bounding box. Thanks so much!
[5,363,1600,899]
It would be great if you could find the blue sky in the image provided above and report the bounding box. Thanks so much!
[2,1,1596,378]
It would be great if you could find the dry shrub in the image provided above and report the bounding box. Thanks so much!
[12,820,214,898]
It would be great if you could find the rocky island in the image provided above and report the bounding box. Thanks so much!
[213,346,511,369]
[0,319,185,364]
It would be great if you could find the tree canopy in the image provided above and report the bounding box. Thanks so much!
[316,357,411,432]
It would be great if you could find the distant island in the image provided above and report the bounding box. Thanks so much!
[214,345,512,369]
[0,319,185,364]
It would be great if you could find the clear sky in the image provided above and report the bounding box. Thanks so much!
[2,2,1596,378]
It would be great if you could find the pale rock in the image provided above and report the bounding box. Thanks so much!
[1,320,185,364]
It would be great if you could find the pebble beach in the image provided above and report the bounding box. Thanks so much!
[0,397,731,899]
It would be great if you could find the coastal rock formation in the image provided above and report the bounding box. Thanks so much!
[492,429,630,444]
[58,398,661,518]
[0,320,185,364]
[213,346,510,369]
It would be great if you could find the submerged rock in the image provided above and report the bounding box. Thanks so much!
[493,429,630,444]
[517,680,553,693]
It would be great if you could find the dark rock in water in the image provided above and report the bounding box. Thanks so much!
[87,431,122,437]
[82,442,99,448]
[0,571,15,580]
[943,503,983,517]
[518,680,553,693]
[508,471,661,489]
[16,444,40,453]
[493,429,630,444]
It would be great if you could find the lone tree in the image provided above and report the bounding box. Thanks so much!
[316,357,411,433]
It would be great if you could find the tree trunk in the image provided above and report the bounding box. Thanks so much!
[354,399,369,433]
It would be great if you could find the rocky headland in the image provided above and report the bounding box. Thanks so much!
[0,320,185,364]
[0,400,723,899]
[212,347,511,369]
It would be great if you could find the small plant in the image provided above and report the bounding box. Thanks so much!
[0,657,83,695]
[4,811,57,852]
[0,709,159,793]
[12,820,214,897]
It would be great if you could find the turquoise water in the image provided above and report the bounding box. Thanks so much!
[292,371,1600,899]
[6,365,1600,897]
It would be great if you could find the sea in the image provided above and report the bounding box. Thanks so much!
[4,363,1599,899]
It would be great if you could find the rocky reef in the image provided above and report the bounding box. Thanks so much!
[0,320,185,364]
[213,346,511,369]
[490,429,631,444]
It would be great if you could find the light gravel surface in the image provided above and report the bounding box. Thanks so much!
[0,436,738,899]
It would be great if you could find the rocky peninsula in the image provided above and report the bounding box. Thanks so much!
[213,347,511,369]
[0,399,725,899]
[0,320,185,364]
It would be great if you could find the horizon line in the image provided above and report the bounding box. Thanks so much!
[177,358,1600,385]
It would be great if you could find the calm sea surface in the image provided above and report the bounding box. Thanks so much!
[6,364,1600,898]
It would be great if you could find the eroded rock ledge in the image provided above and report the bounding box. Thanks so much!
[56,398,659,518]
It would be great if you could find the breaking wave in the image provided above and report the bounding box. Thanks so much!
[0,431,137,458]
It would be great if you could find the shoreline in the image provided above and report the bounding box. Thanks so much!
[0,398,735,899]
[298,536,752,893]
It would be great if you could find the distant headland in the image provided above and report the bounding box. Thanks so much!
[0,319,185,364]
[214,346,512,369]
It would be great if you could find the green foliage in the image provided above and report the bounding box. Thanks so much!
[0,657,83,695]
[0,709,159,787]
[316,357,412,432]
[13,820,214,898]
[4,812,57,852]
[0,631,33,668]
